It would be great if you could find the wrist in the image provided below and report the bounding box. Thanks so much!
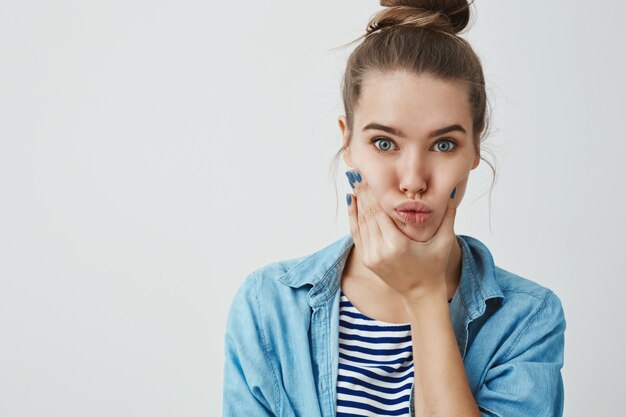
[401,281,448,308]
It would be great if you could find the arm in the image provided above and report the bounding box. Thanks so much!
[404,284,481,417]
[223,274,278,417]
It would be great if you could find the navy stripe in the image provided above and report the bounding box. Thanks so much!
[338,374,413,395]
[339,332,412,344]
[340,319,411,332]
[371,363,413,374]
[337,399,409,416]
[337,386,410,406]
[339,351,410,366]
[337,291,413,416]
[340,310,376,321]
[339,362,413,384]
[340,342,413,356]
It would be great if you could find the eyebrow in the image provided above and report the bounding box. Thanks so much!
[362,122,467,138]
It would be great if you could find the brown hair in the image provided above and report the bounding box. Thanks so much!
[330,0,498,227]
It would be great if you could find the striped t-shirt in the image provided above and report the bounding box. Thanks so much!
[336,290,452,416]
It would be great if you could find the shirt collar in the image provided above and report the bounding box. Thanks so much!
[277,234,353,291]
[277,234,354,307]
[454,234,505,318]
[277,233,505,351]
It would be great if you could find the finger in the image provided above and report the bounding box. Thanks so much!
[360,175,407,247]
[352,171,384,250]
[353,170,408,249]
[346,192,362,251]
[345,171,363,251]
[353,180,373,256]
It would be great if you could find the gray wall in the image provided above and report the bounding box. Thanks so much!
[1,0,624,416]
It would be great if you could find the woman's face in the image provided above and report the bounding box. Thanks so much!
[338,70,480,242]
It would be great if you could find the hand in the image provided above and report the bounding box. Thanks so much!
[345,170,459,303]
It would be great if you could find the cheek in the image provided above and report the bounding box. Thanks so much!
[363,177,386,200]
[358,155,392,182]
[359,168,394,204]
[448,173,471,202]
[428,166,470,206]
[436,162,471,186]
[457,176,471,195]
[368,177,399,213]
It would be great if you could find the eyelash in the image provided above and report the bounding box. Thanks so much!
[369,136,458,154]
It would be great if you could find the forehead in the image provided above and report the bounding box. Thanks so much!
[355,70,472,130]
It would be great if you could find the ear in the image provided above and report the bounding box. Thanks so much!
[471,141,480,170]
[471,151,480,170]
[338,115,352,167]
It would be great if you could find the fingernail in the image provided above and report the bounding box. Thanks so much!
[346,193,352,206]
[450,186,457,199]
[353,171,362,182]
[345,171,355,189]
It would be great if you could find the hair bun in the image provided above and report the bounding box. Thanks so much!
[370,0,472,36]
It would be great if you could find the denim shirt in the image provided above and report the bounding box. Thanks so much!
[223,233,566,417]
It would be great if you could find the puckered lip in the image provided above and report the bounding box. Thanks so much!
[394,200,432,213]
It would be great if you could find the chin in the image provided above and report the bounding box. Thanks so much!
[395,219,432,242]
[406,230,433,243]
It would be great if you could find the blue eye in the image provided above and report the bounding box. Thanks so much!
[371,137,398,152]
[434,139,457,153]
[370,137,458,153]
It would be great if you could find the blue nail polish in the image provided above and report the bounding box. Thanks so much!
[345,171,355,189]
[346,193,352,206]
[353,171,362,182]
[450,186,457,199]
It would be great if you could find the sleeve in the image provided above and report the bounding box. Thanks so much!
[474,291,567,417]
[222,273,279,417]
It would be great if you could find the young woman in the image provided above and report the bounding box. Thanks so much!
[223,1,566,416]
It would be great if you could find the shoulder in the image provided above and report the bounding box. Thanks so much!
[457,234,566,361]
[495,265,554,299]
[488,266,566,362]
[460,233,563,312]
[242,256,305,286]
[458,234,565,319]
[227,234,352,331]
[234,233,354,299]
[228,254,308,311]
[225,257,309,347]
[493,265,565,317]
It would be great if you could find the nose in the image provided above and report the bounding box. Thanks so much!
[398,153,428,199]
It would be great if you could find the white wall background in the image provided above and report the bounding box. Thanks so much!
[1,0,624,416]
